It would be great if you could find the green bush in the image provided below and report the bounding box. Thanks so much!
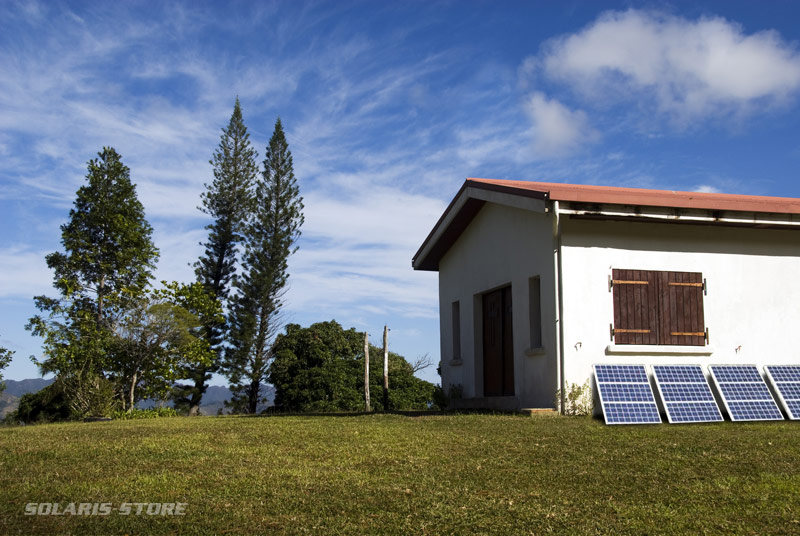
[268,321,437,412]
[8,381,77,424]
[111,407,179,420]
[554,380,593,416]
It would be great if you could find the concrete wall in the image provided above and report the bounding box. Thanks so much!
[559,217,800,397]
[438,202,557,409]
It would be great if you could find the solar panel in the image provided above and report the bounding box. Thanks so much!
[593,364,662,424]
[652,365,723,423]
[764,365,800,420]
[709,365,784,421]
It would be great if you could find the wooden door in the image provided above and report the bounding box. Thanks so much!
[483,286,514,396]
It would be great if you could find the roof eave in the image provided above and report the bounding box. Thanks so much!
[412,180,548,271]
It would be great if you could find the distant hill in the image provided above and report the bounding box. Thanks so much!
[1,379,274,417]
[3,378,55,398]
[1,379,56,418]
[139,384,274,415]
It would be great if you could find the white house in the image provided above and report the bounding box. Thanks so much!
[413,178,800,412]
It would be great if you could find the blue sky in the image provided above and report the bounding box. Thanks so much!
[3,1,800,386]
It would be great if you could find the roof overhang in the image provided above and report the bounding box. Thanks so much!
[412,180,547,271]
[558,202,800,228]
[413,178,800,272]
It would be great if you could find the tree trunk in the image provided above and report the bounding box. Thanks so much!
[248,378,260,414]
[188,370,207,416]
[128,370,137,412]
[97,274,106,326]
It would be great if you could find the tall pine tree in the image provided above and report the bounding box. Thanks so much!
[27,147,158,415]
[225,118,304,414]
[174,98,257,416]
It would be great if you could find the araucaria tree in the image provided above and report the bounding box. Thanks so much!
[27,147,159,416]
[225,118,304,414]
[174,98,257,416]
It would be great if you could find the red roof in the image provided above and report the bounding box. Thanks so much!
[412,178,800,271]
[467,178,800,214]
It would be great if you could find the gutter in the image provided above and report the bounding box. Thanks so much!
[552,200,566,414]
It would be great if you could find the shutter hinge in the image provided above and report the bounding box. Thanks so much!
[608,275,612,291]
[703,278,707,295]
[610,324,614,341]
[705,327,710,344]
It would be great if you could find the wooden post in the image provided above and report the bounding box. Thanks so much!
[383,325,389,411]
[364,332,371,412]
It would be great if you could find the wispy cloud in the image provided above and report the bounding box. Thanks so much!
[0,247,52,299]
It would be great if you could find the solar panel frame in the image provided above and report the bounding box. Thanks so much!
[709,365,784,422]
[764,365,800,420]
[593,364,662,425]
[652,364,723,424]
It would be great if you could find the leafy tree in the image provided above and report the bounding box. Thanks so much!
[175,98,257,416]
[26,147,158,417]
[269,321,363,412]
[269,321,436,412]
[225,118,303,414]
[0,340,13,394]
[110,282,223,411]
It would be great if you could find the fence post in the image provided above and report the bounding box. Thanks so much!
[364,332,371,412]
[383,325,389,411]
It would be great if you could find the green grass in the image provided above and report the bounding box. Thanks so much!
[1,414,799,535]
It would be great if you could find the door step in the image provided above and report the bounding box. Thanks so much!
[519,408,558,416]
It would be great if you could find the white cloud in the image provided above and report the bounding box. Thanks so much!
[539,9,800,123]
[693,184,722,194]
[525,92,599,157]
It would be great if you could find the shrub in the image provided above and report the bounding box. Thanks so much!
[554,380,593,416]
[8,381,76,424]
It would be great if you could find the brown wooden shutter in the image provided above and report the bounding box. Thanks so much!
[660,271,705,346]
[611,269,658,345]
[612,269,705,346]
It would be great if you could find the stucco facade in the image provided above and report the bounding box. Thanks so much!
[437,202,557,409]
[414,179,800,412]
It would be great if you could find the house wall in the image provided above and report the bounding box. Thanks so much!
[559,217,800,406]
[438,202,557,409]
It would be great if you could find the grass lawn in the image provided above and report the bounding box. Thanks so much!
[1,413,799,535]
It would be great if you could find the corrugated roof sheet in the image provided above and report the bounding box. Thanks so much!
[468,178,800,214]
[412,178,800,271]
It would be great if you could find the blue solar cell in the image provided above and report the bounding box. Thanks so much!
[597,383,654,402]
[652,365,723,423]
[787,401,800,419]
[764,366,800,420]
[665,402,723,423]
[710,366,762,383]
[726,401,783,420]
[710,365,784,421]
[775,383,800,399]
[766,366,800,382]
[595,365,648,384]
[659,383,715,402]
[594,365,661,424]
[718,382,773,401]
[604,402,661,424]
[652,365,706,383]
